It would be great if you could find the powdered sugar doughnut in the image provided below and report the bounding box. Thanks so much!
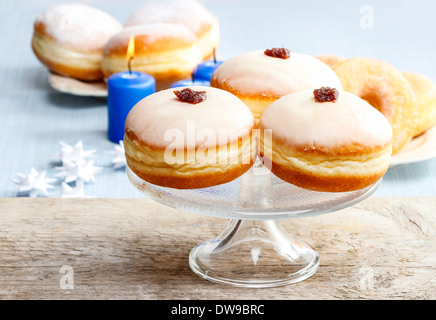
[102,24,203,91]
[32,3,122,81]
[125,0,219,60]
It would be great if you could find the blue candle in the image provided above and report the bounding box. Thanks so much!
[193,60,223,82]
[170,78,211,88]
[107,71,155,143]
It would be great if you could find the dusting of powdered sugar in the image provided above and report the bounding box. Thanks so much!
[103,23,197,53]
[124,0,214,35]
[35,3,122,51]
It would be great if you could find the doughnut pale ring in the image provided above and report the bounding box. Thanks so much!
[32,3,122,81]
[124,86,256,189]
[315,54,345,69]
[259,89,393,192]
[332,57,417,154]
[402,72,436,138]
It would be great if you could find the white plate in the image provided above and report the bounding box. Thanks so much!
[49,73,107,97]
[390,126,436,167]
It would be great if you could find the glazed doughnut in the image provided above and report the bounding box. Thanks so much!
[32,3,122,81]
[402,72,436,137]
[332,57,417,154]
[259,88,393,192]
[315,54,345,69]
[102,24,203,91]
[210,49,343,121]
[124,86,256,189]
[125,0,219,61]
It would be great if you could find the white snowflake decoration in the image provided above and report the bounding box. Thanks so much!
[105,140,126,169]
[11,168,56,197]
[56,159,102,184]
[52,141,96,165]
[59,182,89,198]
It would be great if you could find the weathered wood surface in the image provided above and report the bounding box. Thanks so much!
[0,197,434,300]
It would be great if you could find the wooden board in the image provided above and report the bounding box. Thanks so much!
[0,197,434,300]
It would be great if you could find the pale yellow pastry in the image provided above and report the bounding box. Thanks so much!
[333,57,417,155]
[315,54,346,69]
[402,71,436,137]
[211,49,343,121]
[32,3,122,81]
[259,88,393,192]
[102,24,203,91]
[125,0,219,61]
[124,86,256,189]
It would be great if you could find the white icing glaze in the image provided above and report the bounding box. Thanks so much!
[125,0,214,35]
[260,90,392,149]
[103,24,197,53]
[212,50,343,98]
[35,3,122,51]
[125,86,254,149]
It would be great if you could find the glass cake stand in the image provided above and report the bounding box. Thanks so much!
[127,163,380,288]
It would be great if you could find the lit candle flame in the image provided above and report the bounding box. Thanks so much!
[127,35,135,61]
[127,35,135,73]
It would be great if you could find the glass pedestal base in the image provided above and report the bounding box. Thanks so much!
[127,166,381,288]
[189,219,319,288]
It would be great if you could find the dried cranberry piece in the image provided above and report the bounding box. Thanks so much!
[264,48,291,59]
[313,87,339,102]
[174,88,207,104]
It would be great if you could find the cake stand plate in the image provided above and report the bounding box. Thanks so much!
[127,164,381,288]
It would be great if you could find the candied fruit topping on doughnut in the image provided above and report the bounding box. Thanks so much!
[313,87,339,102]
[264,48,291,59]
[174,88,207,104]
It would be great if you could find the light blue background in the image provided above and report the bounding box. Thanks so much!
[1,0,435,198]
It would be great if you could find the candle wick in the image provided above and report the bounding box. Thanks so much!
[213,48,217,64]
[191,72,195,83]
[128,57,134,75]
